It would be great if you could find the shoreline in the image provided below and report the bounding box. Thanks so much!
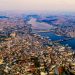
[37,31,75,50]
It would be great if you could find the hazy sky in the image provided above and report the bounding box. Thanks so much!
[0,0,75,12]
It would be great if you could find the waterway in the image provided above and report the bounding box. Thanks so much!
[38,32,75,50]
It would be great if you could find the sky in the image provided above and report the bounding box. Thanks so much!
[0,0,75,13]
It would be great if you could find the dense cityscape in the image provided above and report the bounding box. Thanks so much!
[0,15,75,75]
[0,0,75,75]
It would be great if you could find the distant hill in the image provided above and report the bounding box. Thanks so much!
[0,16,8,19]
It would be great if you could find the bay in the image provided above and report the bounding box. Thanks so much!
[38,32,75,50]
